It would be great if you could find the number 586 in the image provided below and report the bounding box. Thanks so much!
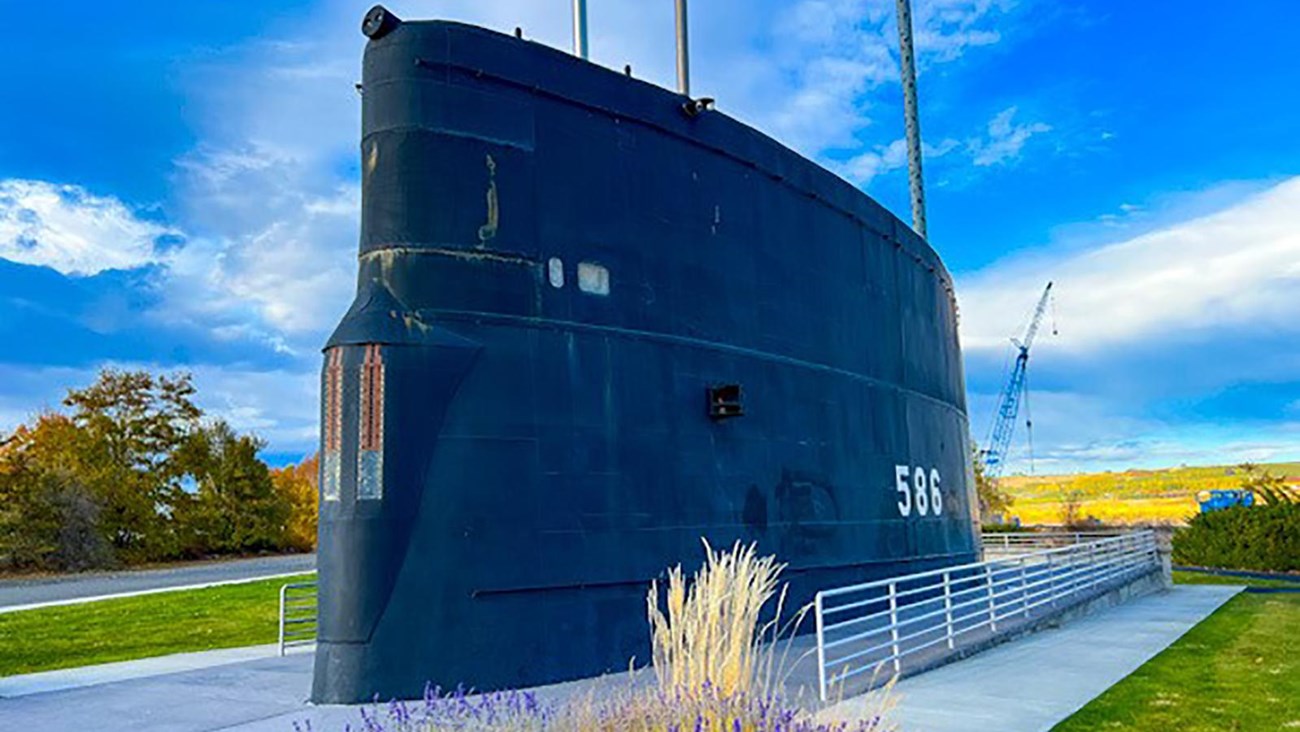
[894,465,942,517]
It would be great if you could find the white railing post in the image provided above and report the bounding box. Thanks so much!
[1085,542,1094,590]
[815,592,828,702]
[943,570,954,649]
[985,565,997,632]
[888,582,901,673]
[816,592,826,702]
[1071,544,1081,596]
[1020,557,1029,617]
[278,583,288,656]
[1048,552,1057,606]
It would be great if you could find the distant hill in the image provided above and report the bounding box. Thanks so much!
[996,461,1300,526]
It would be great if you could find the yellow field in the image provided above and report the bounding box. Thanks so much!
[997,461,1300,526]
[1009,496,1196,526]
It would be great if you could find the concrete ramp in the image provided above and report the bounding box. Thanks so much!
[820,585,1241,732]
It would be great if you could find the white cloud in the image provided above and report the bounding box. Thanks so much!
[165,144,358,341]
[958,176,1300,354]
[968,106,1051,166]
[0,180,179,276]
[843,138,911,185]
[912,0,1008,63]
[705,0,1015,162]
[841,136,960,185]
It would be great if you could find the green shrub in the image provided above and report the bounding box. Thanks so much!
[1172,503,1300,572]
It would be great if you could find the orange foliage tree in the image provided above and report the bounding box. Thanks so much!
[272,454,318,551]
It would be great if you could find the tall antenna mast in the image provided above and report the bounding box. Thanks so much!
[894,0,927,240]
[572,0,589,58]
[675,0,691,96]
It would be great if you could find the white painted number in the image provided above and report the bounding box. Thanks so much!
[895,465,912,517]
[893,465,944,518]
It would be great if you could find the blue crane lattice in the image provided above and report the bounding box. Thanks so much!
[982,281,1054,479]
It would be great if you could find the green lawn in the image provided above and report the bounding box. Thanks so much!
[1172,570,1300,590]
[0,573,315,677]
[1053,575,1300,731]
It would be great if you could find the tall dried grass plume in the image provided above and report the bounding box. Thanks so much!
[647,539,786,700]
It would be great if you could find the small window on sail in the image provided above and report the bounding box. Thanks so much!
[548,257,565,288]
[577,262,609,296]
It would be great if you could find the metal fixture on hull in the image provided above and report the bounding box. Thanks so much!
[312,7,979,704]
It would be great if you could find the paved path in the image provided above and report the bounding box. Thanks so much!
[0,584,1240,732]
[820,584,1242,732]
[0,554,316,612]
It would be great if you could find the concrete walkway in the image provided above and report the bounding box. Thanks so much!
[0,644,309,699]
[821,584,1242,732]
[0,584,1241,732]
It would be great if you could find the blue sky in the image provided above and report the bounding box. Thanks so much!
[2,0,1298,472]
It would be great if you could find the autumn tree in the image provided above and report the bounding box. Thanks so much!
[971,442,1013,522]
[57,369,203,560]
[0,368,296,571]
[173,421,290,555]
[0,417,114,570]
[271,453,319,552]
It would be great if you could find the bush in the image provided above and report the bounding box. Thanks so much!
[1172,503,1300,572]
[0,467,114,571]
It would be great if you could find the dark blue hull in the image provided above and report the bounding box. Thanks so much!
[313,12,978,703]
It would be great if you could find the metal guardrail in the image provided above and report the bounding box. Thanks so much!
[812,530,1158,701]
[982,531,1125,554]
[278,581,318,655]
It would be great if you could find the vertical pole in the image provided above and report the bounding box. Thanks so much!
[278,584,287,656]
[943,571,954,649]
[815,592,828,702]
[675,0,691,96]
[1020,557,1029,617]
[888,583,901,673]
[572,0,589,59]
[1088,542,1096,591]
[1048,552,1057,606]
[985,565,997,632]
[893,0,927,239]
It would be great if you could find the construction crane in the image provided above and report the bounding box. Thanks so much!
[982,281,1054,479]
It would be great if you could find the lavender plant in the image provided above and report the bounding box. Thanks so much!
[312,682,889,732]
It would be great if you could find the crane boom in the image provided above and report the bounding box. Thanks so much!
[982,281,1053,478]
[1016,282,1053,353]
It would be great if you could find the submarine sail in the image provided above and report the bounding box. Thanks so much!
[313,5,979,703]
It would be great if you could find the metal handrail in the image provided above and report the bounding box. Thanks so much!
[983,531,1126,553]
[278,581,319,656]
[813,530,1158,701]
